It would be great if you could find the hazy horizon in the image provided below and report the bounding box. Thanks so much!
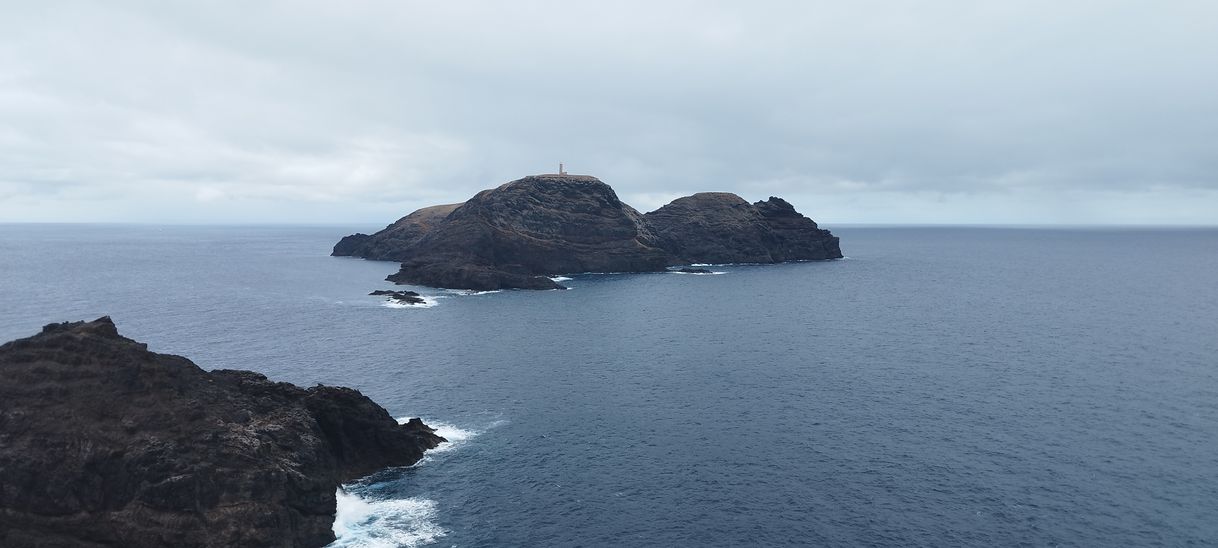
[3,2,1216,225]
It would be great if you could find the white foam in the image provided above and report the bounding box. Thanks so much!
[396,417,481,454]
[441,289,502,296]
[549,276,573,282]
[330,489,445,548]
[669,270,726,275]
[379,296,438,309]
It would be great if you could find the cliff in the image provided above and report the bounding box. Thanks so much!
[644,194,842,263]
[383,175,672,290]
[0,317,445,548]
[333,203,462,262]
[333,174,841,290]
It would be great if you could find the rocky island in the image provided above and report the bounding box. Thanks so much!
[334,174,842,291]
[0,317,444,547]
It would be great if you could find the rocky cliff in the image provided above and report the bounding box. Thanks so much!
[0,317,445,548]
[644,194,842,263]
[333,203,462,262]
[334,174,841,290]
[381,175,672,290]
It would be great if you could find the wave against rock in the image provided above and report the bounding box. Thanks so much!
[0,317,444,548]
[334,174,842,290]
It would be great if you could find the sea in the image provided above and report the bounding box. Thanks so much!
[1,224,1216,547]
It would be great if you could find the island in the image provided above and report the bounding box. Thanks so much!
[0,317,445,547]
[334,174,842,291]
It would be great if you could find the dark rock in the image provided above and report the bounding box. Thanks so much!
[385,175,670,290]
[673,267,714,274]
[753,197,842,261]
[334,174,841,290]
[369,289,419,297]
[0,317,445,548]
[645,193,842,263]
[332,204,462,261]
[368,289,425,305]
[644,192,781,264]
[332,233,371,257]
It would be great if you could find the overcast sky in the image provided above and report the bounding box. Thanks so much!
[2,1,1216,225]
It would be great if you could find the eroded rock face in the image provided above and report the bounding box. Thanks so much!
[385,175,672,290]
[334,174,841,290]
[332,203,462,262]
[0,317,444,548]
[753,197,843,261]
[644,193,842,264]
[644,192,782,264]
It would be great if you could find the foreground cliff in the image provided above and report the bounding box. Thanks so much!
[0,317,445,548]
[334,174,841,290]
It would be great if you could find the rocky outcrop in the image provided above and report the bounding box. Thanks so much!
[333,204,462,261]
[753,197,843,261]
[369,289,426,305]
[0,317,445,548]
[644,194,842,264]
[384,175,672,290]
[334,174,841,290]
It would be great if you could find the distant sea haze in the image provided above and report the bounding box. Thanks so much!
[2,225,1215,546]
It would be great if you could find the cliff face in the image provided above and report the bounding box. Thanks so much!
[384,175,672,290]
[0,317,444,548]
[644,194,842,264]
[333,203,461,262]
[334,174,841,290]
[753,197,842,261]
[643,192,782,264]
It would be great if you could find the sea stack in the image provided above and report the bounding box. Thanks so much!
[334,173,842,290]
[0,317,445,548]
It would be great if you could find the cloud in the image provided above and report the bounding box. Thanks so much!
[0,1,1215,224]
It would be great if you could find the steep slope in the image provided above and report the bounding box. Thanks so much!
[385,174,672,290]
[332,203,461,261]
[644,193,842,263]
[0,317,445,548]
[642,192,781,264]
[753,197,842,261]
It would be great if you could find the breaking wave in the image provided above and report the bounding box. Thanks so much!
[394,416,499,454]
[379,296,438,309]
[329,416,500,547]
[442,289,502,296]
[330,490,444,548]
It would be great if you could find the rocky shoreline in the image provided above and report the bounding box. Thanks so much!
[0,317,444,547]
[334,174,842,291]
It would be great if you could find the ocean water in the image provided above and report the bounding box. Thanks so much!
[2,224,1216,547]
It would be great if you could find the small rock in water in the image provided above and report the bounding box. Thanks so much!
[674,267,713,274]
[369,289,426,305]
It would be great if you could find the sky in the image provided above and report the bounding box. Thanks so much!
[1,1,1216,225]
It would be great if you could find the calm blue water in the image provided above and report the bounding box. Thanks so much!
[2,224,1217,547]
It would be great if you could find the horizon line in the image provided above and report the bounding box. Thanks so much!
[2,221,1216,230]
